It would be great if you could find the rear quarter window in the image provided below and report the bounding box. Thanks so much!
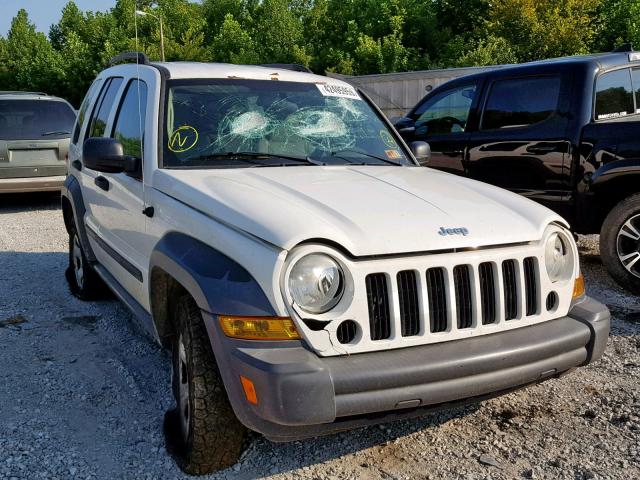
[595,68,634,120]
[481,76,561,130]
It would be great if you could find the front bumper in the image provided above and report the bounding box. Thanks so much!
[204,296,609,442]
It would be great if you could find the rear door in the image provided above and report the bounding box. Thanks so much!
[404,82,481,175]
[0,98,76,181]
[466,73,572,215]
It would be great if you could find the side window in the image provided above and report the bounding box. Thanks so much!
[481,76,561,130]
[596,68,634,120]
[412,84,477,136]
[72,79,102,144]
[88,77,123,138]
[632,68,640,113]
[112,79,148,159]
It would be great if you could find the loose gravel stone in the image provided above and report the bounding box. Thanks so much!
[0,192,638,479]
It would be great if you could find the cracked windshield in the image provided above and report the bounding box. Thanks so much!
[163,80,410,168]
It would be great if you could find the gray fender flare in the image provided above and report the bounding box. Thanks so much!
[61,175,96,262]
[149,232,277,317]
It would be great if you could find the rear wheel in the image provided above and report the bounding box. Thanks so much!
[165,295,246,475]
[600,193,640,294]
[65,227,105,300]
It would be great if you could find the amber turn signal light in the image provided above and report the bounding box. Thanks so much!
[219,316,300,340]
[572,273,585,299]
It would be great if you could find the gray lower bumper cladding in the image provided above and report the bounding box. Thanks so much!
[203,296,610,442]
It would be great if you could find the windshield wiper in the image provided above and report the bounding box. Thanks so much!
[187,151,325,167]
[234,151,325,166]
[41,130,71,137]
[331,149,401,166]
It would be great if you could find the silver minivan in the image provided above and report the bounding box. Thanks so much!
[0,92,76,193]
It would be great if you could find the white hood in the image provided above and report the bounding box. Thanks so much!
[153,166,566,256]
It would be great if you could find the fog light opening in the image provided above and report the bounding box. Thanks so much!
[546,291,559,312]
[336,320,358,344]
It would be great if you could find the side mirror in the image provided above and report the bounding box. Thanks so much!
[393,117,415,135]
[410,141,431,166]
[83,137,140,176]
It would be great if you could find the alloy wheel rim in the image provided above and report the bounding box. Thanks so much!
[72,235,85,288]
[616,213,640,278]
[176,333,191,443]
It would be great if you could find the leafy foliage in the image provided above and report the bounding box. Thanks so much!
[0,0,635,106]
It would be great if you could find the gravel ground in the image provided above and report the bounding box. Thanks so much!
[0,193,638,480]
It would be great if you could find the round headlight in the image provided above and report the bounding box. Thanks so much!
[545,232,571,282]
[288,254,344,313]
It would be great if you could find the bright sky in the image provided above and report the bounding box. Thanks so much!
[0,0,117,37]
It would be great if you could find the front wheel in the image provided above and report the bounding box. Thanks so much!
[600,193,640,294]
[165,295,246,475]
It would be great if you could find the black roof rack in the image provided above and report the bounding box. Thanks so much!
[260,63,313,74]
[613,43,634,53]
[108,51,151,67]
[0,91,47,96]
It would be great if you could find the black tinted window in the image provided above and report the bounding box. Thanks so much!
[72,79,102,144]
[595,69,634,120]
[0,99,76,140]
[112,80,148,159]
[89,77,123,138]
[412,84,476,136]
[482,76,561,130]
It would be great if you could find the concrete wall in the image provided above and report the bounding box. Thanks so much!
[329,65,505,119]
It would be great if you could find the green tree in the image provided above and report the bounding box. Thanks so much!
[211,13,259,64]
[0,10,63,94]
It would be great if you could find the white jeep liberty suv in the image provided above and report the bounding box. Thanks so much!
[61,52,610,475]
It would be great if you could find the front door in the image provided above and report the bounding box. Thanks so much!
[81,77,150,308]
[403,82,480,175]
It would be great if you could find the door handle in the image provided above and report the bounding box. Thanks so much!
[527,145,557,154]
[95,176,110,191]
[443,150,463,157]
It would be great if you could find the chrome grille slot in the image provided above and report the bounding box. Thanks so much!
[365,273,391,340]
[426,267,448,333]
[523,257,538,316]
[453,265,473,329]
[502,260,518,320]
[397,270,420,337]
[479,262,497,325]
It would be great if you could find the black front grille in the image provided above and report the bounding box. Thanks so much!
[397,270,420,336]
[502,260,518,320]
[478,262,496,325]
[523,257,538,316]
[426,267,447,333]
[453,265,473,329]
[365,273,391,340]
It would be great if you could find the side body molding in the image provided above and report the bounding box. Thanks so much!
[149,232,277,317]
[61,174,96,262]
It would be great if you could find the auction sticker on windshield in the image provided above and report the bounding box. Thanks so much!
[316,83,361,100]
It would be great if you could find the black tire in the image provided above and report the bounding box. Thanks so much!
[600,193,640,294]
[65,227,106,300]
[165,295,246,475]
